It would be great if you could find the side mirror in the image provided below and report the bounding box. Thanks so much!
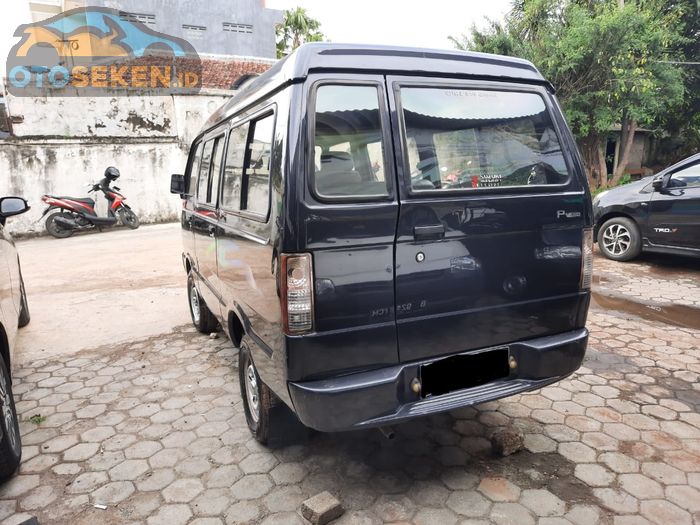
[653,172,673,191]
[170,174,186,196]
[0,197,30,218]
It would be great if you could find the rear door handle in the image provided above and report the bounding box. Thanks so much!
[413,224,445,240]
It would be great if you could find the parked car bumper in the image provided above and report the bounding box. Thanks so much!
[287,327,588,432]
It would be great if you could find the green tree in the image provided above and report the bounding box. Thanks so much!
[451,0,690,190]
[276,7,324,59]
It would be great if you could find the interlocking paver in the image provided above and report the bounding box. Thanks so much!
[2,248,699,524]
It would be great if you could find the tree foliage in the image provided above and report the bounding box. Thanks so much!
[451,0,697,190]
[276,7,324,59]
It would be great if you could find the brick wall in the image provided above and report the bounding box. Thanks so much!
[200,57,273,90]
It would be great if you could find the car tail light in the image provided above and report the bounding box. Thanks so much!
[580,228,593,290]
[281,253,314,334]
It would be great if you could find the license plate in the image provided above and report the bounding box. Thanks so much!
[420,347,510,398]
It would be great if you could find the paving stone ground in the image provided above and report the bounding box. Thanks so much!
[1,241,699,524]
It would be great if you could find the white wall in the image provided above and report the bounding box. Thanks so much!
[0,138,184,234]
[0,90,232,235]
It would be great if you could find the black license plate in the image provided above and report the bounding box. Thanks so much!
[421,347,510,398]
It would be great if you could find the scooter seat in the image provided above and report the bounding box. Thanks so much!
[46,196,96,207]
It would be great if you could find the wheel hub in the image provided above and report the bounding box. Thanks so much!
[602,224,631,256]
[189,285,201,324]
[245,363,260,423]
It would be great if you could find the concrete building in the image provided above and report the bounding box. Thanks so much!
[78,0,282,59]
[0,0,282,235]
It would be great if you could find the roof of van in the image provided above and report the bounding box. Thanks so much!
[203,43,550,131]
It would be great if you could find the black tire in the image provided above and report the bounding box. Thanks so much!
[597,217,642,261]
[0,357,21,482]
[238,337,308,446]
[187,273,218,334]
[45,211,74,239]
[18,273,30,328]
[118,208,140,230]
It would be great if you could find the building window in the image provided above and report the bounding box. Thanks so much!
[223,22,253,34]
[119,11,156,25]
[183,24,207,39]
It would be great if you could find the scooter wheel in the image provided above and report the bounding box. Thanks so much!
[118,208,140,230]
[45,212,74,239]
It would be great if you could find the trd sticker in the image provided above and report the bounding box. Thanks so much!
[653,227,678,233]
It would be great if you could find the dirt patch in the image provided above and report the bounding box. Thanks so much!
[476,451,596,506]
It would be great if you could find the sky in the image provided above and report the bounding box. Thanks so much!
[265,0,513,51]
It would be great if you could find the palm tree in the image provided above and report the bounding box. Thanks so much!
[276,7,324,58]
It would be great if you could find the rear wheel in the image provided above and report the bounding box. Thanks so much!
[0,357,21,482]
[239,337,308,446]
[45,211,74,239]
[187,273,218,334]
[598,217,642,261]
[118,208,140,230]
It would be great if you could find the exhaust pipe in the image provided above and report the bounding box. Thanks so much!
[53,216,78,229]
[378,426,395,440]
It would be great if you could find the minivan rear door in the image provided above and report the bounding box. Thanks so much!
[294,75,400,379]
[386,76,590,363]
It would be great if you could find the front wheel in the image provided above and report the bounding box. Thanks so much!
[187,273,218,334]
[45,211,74,239]
[0,357,21,482]
[118,207,140,229]
[598,217,642,261]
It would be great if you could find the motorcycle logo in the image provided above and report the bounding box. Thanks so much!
[6,6,202,96]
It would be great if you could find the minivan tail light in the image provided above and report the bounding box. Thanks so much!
[281,253,314,334]
[581,229,593,290]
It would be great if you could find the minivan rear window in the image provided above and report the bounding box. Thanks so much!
[399,87,569,191]
[312,84,390,199]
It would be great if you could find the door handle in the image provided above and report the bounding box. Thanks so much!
[413,224,445,240]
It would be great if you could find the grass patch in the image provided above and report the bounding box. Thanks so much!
[28,414,46,425]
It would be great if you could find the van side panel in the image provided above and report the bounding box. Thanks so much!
[217,88,290,405]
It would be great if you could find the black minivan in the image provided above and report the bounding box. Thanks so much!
[171,44,593,443]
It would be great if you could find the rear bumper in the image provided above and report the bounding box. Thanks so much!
[288,328,588,432]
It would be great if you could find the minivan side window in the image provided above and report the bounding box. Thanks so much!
[196,140,214,201]
[221,123,250,211]
[399,87,570,191]
[242,113,274,217]
[188,142,203,195]
[312,84,390,199]
[208,137,225,206]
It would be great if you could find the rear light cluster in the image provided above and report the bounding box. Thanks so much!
[580,228,593,290]
[281,253,314,334]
